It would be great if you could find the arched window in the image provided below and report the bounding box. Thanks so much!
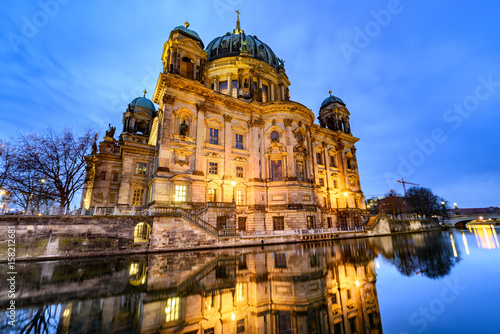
[134,222,150,242]
[180,57,194,79]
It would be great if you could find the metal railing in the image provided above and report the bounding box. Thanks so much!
[239,226,364,238]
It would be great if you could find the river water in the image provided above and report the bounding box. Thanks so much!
[1,226,499,333]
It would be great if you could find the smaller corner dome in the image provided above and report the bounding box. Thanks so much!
[130,97,156,113]
[171,22,203,46]
[320,94,346,109]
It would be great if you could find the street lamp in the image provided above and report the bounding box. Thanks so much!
[454,202,460,216]
[344,192,348,208]
[231,181,236,203]
[441,201,447,225]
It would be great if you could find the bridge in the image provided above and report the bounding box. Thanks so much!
[444,213,500,228]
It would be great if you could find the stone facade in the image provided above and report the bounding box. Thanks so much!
[82,18,367,232]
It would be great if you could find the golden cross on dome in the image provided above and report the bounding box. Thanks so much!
[329,90,332,96]
[234,10,243,34]
[143,89,147,97]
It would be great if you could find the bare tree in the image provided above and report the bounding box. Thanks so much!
[379,190,408,219]
[6,162,56,212]
[405,186,444,218]
[13,126,96,208]
[0,140,14,189]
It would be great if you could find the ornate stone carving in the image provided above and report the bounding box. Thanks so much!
[284,118,293,127]
[205,152,223,159]
[336,141,345,151]
[223,114,233,123]
[293,144,308,157]
[196,102,207,113]
[162,94,175,105]
[272,119,276,126]
[105,124,116,138]
[173,147,193,166]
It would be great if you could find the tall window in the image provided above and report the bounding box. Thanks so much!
[319,178,324,187]
[236,282,245,302]
[232,80,238,97]
[238,217,246,231]
[165,297,180,322]
[307,216,315,229]
[235,190,243,205]
[100,171,106,180]
[209,128,219,145]
[262,84,268,103]
[219,80,228,94]
[217,216,227,229]
[136,163,147,175]
[180,57,194,79]
[277,311,291,334]
[236,166,244,178]
[208,188,216,202]
[109,193,116,204]
[349,316,357,334]
[112,172,119,182]
[271,160,283,181]
[316,152,322,165]
[132,189,144,206]
[330,155,336,167]
[96,192,103,203]
[174,185,187,202]
[274,253,287,268]
[235,134,243,149]
[273,216,284,230]
[237,319,245,334]
[208,162,218,175]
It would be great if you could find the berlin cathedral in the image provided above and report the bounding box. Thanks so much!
[82,15,367,231]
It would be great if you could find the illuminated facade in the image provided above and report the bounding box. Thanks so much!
[82,16,366,231]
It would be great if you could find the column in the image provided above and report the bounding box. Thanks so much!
[305,126,314,182]
[194,103,206,175]
[248,118,260,181]
[270,84,275,101]
[284,119,296,180]
[227,74,232,97]
[323,143,332,209]
[159,95,175,170]
[259,119,266,180]
[223,114,233,177]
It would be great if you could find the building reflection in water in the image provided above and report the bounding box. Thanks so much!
[468,224,500,250]
[0,231,461,333]
[139,242,382,334]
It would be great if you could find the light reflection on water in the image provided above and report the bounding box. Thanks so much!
[0,228,499,333]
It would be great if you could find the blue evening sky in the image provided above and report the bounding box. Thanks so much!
[1,0,499,208]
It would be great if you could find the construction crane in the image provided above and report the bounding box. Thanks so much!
[397,178,419,197]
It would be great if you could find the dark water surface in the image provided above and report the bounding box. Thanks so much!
[1,226,499,333]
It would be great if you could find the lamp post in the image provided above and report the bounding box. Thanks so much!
[441,201,447,225]
[231,181,236,204]
[454,202,460,216]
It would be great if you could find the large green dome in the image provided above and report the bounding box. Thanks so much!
[205,26,281,69]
